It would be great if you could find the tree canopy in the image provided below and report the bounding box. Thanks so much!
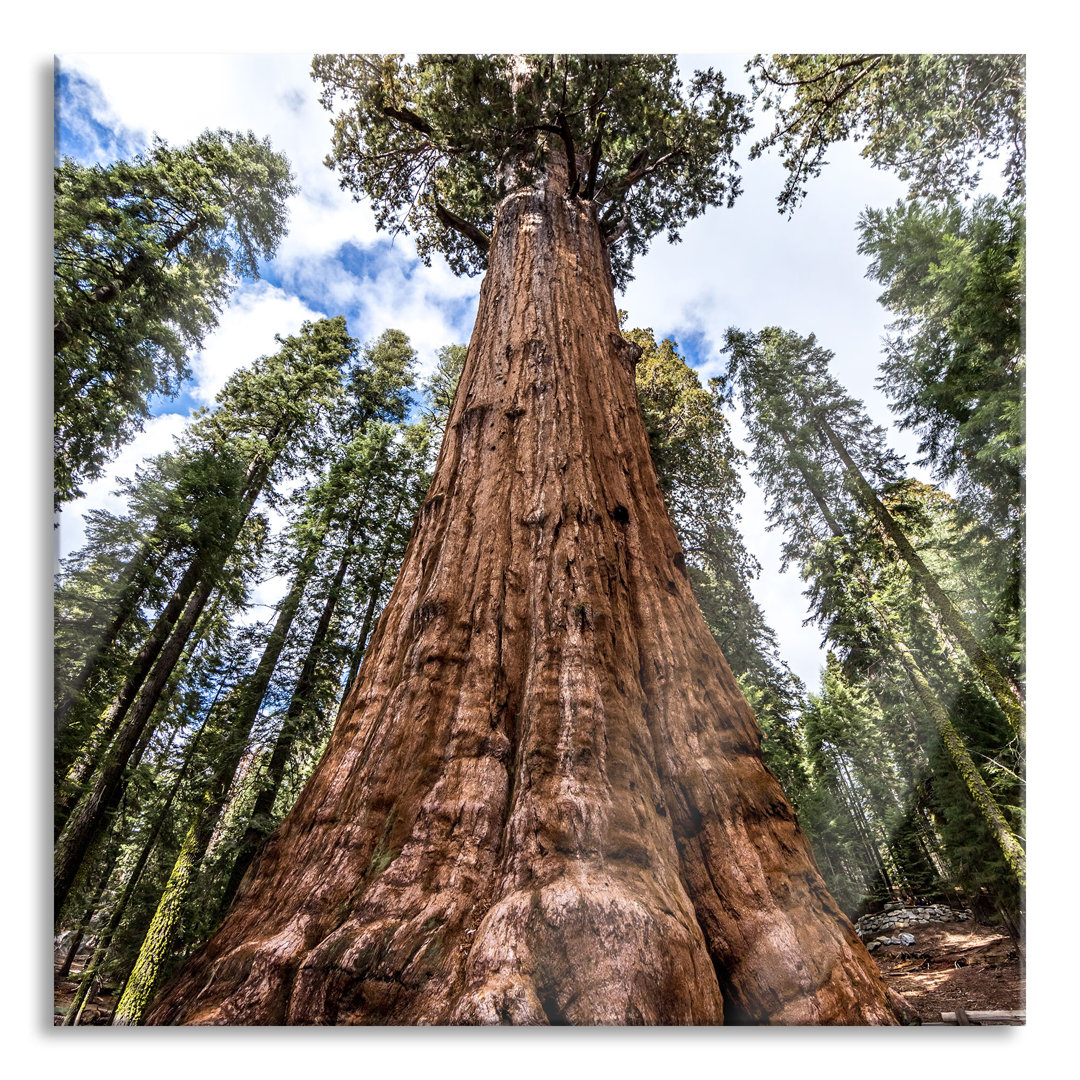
[747,54,1025,214]
[857,196,1025,556]
[311,53,750,287]
[54,128,297,507]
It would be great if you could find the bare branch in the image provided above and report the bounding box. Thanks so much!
[433,198,490,256]
[583,113,605,200]
[556,113,579,196]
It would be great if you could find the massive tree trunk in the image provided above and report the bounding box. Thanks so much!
[147,164,903,1026]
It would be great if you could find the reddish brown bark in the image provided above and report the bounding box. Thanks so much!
[147,165,904,1026]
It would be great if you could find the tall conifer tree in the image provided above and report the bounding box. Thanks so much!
[54,129,297,506]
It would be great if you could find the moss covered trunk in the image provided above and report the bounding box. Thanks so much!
[147,167,902,1026]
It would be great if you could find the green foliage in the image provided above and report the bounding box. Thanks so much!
[747,54,1025,213]
[721,326,904,570]
[54,129,297,506]
[311,54,749,288]
[721,324,1024,919]
[421,344,468,433]
[858,197,1025,578]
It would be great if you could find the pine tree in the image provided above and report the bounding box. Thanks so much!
[54,318,353,918]
[54,128,297,506]
[746,54,1025,213]
[723,327,1024,739]
[858,195,1025,658]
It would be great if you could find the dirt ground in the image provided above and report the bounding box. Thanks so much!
[54,918,1024,1025]
[54,968,116,1025]
[869,919,1024,1024]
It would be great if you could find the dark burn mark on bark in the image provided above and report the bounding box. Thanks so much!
[456,403,490,437]
[610,332,643,371]
[611,503,630,525]
[673,551,687,576]
[422,491,446,518]
[411,598,447,636]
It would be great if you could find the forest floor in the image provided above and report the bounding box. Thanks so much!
[870,919,1024,1024]
[54,918,1024,1025]
[53,958,118,1026]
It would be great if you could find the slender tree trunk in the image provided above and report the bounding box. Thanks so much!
[57,839,121,980]
[55,586,220,840]
[55,573,217,918]
[111,815,212,1026]
[114,503,345,1013]
[147,163,902,1026]
[56,559,205,793]
[890,643,1026,884]
[60,710,213,1025]
[114,556,320,1025]
[816,416,1026,738]
[220,526,358,913]
[55,532,163,734]
[831,752,894,892]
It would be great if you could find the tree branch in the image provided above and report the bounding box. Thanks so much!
[380,103,434,137]
[583,113,605,200]
[433,199,490,256]
[596,148,677,206]
[601,207,632,247]
[556,113,579,196]
[753,54,882,91]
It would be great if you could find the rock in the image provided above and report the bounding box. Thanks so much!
[898,933,915,946]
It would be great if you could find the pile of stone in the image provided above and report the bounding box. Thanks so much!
[855,900,972,952]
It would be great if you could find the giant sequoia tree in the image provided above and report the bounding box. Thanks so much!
[147,54,903,1026]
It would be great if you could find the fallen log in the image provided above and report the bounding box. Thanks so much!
[929,1009,1025,1025]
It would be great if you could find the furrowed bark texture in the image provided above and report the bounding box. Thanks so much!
[148,174,901,1026]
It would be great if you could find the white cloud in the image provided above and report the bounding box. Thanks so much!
[189,282,325,406]
[55,411,189,563]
